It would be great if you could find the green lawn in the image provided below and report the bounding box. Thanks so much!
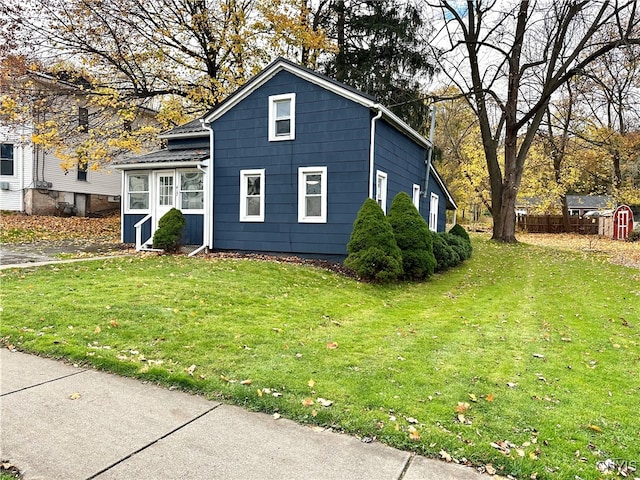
[1,237,638,479]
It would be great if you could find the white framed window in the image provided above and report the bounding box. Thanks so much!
[126,172,150,212]
[240,169,265,222]
[269,93,296,141]
[429,193,439,232]
[298,166,327,223]
[1,143,15,176]
[412,184,421,211]
[179,170,204,211]
[376,170,387,213]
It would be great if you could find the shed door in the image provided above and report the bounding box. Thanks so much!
[154,171,175,231]
[616,208,631,240]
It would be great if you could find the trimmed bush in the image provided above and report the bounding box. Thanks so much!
[445,232,472,261]
[345,198,403,282]
[449,224,471,243]
[152,208,186,252]
[387,192,435,280]
[431,231,460,272]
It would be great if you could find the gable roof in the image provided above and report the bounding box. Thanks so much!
[202,57,432,150]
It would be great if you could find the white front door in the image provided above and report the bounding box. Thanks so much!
[154,171,176,231]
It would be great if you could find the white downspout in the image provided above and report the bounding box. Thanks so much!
[369,105,383,199]
[424,105,436,196]
[189,120,214,257]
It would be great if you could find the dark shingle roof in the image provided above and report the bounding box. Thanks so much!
[115,148,208,166]
[159,118,207,138]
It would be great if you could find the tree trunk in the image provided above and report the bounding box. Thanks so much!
[492,179,518,243]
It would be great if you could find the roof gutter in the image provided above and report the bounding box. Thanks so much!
[369,105,383,199]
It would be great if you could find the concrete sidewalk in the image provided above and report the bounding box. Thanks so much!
[0,350,490,480]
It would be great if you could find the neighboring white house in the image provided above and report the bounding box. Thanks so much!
[0,71,156,216]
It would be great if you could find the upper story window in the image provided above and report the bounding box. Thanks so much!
[179,171,204,211]
[1,143,14,176]
[126,172,149,212]
[269,93,295,141]
[78,107,89,133]
[240,169,265,222]
[429,193,439,232]
[298,166,327,223]
[77,161,88,181]
[376,170,387,213]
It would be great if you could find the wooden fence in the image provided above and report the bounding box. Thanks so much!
[517,215,599,234]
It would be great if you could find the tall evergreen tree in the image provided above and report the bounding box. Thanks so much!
[321,0,434,131]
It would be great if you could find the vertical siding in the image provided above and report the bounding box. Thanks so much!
[182,214,204,245]
[211,71,370,255]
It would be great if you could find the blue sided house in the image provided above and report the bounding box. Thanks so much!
[115,58,457,257]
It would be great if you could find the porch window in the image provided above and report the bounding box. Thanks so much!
[298,166,327,223]
[179,171,204,211]
[429,193,439,232]
[1,143,14,176]
[240,169,265,222]
[127,173,149,211]
[376,170,387,213]
[269,93,295,141]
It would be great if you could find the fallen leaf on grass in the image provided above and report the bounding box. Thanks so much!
[326,341,338,349]
[308,378,315,388]
[94,326,101,333]
[316,397,333,407]
[454,402,470,413]
[588,424,602,433]
[110,320,119,328]
[486,393,495,402]
[302,397,314,407]
[240,379,252,385]
[186,365,196,376]
[485,464,497,475]
[468,393,477,402]
[439,450,452,462]
[408,426,420,440]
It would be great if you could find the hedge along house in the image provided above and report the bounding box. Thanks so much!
[114,58,457,257]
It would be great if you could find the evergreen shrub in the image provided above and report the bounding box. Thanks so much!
[152,208,186,252]
[345,198,403,282]
[449,224,471,243]
[445,232,472,261]
[431,232,460,272]
[387,192,435,280]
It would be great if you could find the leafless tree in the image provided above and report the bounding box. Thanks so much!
[429,0,640,242]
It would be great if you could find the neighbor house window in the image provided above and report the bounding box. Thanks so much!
[240,169,265,222]
[376,170,387,213]
[269,93,295,141]
[78,107,89,133]
[77,161,88,181]
[127,172,149,211]
[429,193,439,232]
[179,171,204,211]
[1,143,14,176]
[412,184,421,211]
[298,166,327,223]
